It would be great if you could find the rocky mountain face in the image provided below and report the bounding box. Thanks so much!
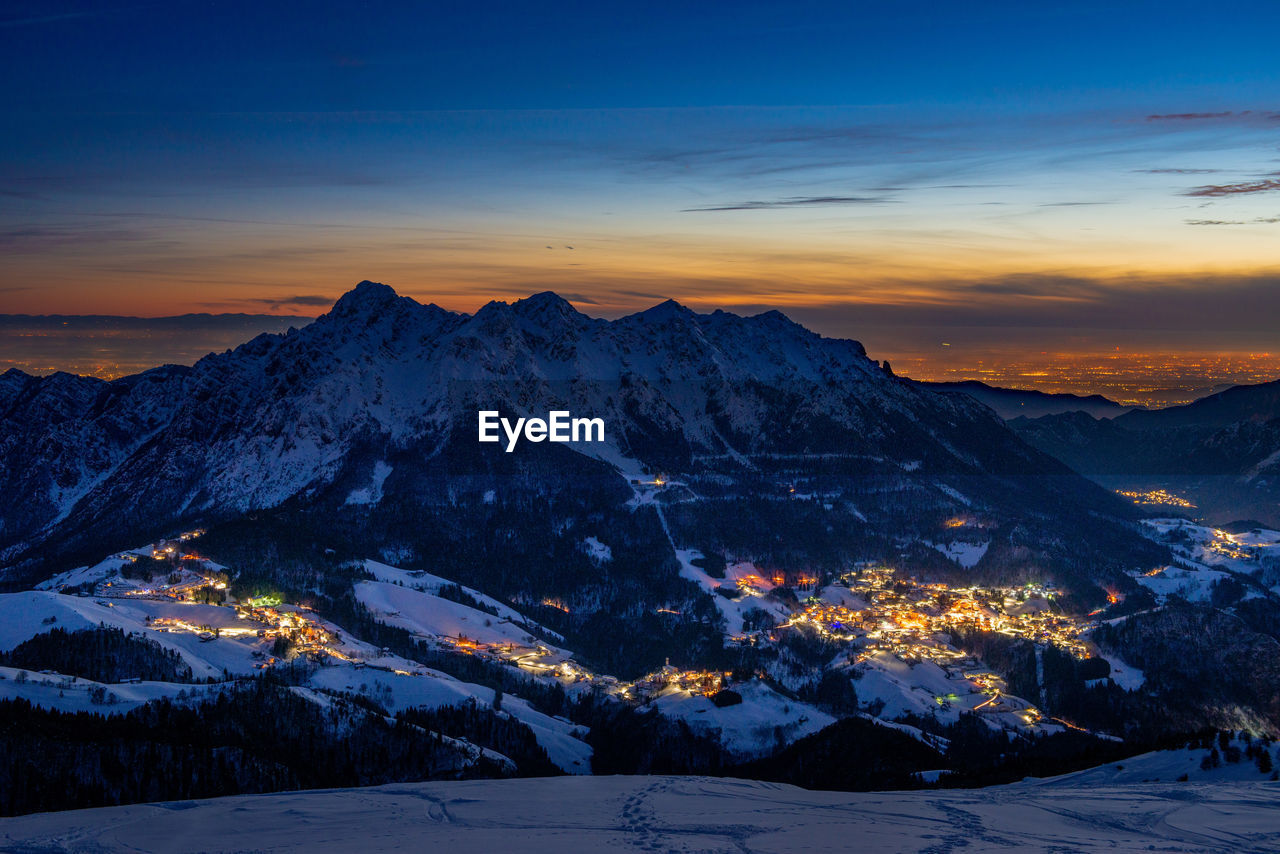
[1,282,1158,595]
[1011,380,1280,526]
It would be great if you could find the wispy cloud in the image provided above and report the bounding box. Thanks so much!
[247,295,336,310]
[0,10,110,28]
[1185,216,1280,225]
[1146,111,1237,121]
[615,290,669,301]
[1145,111,1280,122]
[0,225,158,248]
[0,3,156,29]
[765,269,1280,337]
[1134,168,1223,174]
[682,195,893,212]
[1184,177,1280,197]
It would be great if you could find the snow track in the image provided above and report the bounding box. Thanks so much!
[2,775,1277,853]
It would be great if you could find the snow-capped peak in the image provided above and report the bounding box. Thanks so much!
[1,280,1075,572]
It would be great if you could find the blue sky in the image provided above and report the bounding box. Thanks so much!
[6,1,1277,112]
[2,0,1280,356]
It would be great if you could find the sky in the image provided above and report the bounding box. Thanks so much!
[3,0,1280,385]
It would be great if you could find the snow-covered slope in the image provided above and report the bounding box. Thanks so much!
[673,548,793,635]
[355,581,557,650]
[306,667,592,774]
[0,586,592,774]
[0,666,224,714]
[1135,518,1280,601]
[1037,734,1278,786]
[0,592,265,679]
[362,559,562,641]
[2,775,1275,853]
[649,679,834,758]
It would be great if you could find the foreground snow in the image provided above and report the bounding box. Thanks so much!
[2,775,1277,853]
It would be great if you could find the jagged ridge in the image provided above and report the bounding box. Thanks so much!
[1,281,1142,583]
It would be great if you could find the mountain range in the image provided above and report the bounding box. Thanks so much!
[1,282,1158,602]
[5,282,1280,816]
[1011,380,1280,526]
[920,380,1134,420]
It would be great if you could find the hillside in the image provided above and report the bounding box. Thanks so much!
[1011,379,1280,527]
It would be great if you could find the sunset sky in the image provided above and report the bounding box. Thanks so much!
[3,1,1280,370]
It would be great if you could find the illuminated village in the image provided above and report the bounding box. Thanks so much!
[46,526,1127,739]
[623,661,729,702]
[781,564,1094,660]
[1116,488,1196,509]
[682,563,1102,732]
[600,561,1107,736]
[430,632,592,683]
